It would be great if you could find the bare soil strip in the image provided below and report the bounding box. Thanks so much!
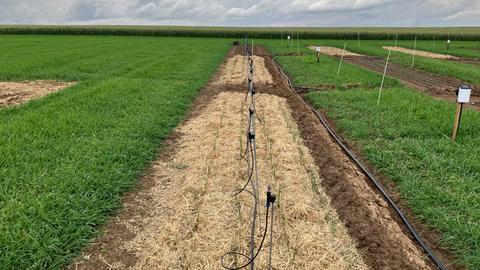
[0,80,74,108]
[384,46,459,59]
[307,46,479,107]
[308,46,362,57]
[384,46,480,66]
[343,56,480,108]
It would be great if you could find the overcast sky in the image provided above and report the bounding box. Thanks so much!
[0,0,479,27]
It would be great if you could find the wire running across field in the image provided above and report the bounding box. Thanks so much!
[221,40,275,270]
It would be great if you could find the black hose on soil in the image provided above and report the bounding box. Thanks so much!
[271,56,448,270]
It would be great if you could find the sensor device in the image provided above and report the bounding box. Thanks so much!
[457,85,471,103]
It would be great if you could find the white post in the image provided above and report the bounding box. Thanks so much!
[297,33,300,56]
[337,42,347,78]
[412,35,417,68]
[252,40,254,56]
[394,34,398,50]
[377,49,391,105]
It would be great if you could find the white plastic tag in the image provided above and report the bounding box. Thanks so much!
[458,87,471,103]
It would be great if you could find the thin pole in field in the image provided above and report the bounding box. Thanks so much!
[377,49,391,106]
[412,35,417,68]
[252,40,254,56]
[281,32,284,47]
[337,42,347,78]
[357,31,360,47]
[297,33,300,56]
[432,33,435,49]
[394,34,398,49]
[290,32,293,53]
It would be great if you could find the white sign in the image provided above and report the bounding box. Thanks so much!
[457,87,471,103]
[287,35,290,40]
[315,46,321,52]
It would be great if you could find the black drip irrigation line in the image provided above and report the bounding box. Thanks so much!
[271,55,448,270]
[221,39,276,270]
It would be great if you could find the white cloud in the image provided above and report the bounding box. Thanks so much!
[0,0,478,26]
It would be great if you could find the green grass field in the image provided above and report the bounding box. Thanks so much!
[262,40,480,269]
[0,35,229,269]
[311,39,480,84]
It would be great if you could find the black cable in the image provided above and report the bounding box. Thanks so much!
[272,58,448,270]
[220,200,270,270]
[232,140,255,197]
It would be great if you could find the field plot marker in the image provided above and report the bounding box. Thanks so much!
[412,35,417,68]
[452,85,471,141]
[377,49,392,105]
[336,42,347,78]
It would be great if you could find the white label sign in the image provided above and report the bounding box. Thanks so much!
[315,46,321,52]
[287,36,290,40]
[458,87,471,103]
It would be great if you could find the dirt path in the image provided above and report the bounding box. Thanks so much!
[384,46,459,59]
[344,56,480,107]
[306,45,480,108]
[384,46,480,66]
[0,80,74,108]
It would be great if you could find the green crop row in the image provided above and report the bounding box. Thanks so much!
[1,25,480,40]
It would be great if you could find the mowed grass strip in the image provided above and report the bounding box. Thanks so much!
[306,89,480,269]
[0,35,229,269]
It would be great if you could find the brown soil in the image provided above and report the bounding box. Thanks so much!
[344,56,480,109]
[384,46,459,59]
[384,46,480,66]
[0,80,74,108]
[308,46,362,57]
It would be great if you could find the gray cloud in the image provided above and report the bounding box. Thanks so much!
[0,0,478,26]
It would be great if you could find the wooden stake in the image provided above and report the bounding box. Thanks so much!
[377,49,391,105]
[452,103,464,141]
[337,42,347,78]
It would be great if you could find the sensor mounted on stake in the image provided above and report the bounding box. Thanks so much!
[457,85,471,103]
[452,85,471,141]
